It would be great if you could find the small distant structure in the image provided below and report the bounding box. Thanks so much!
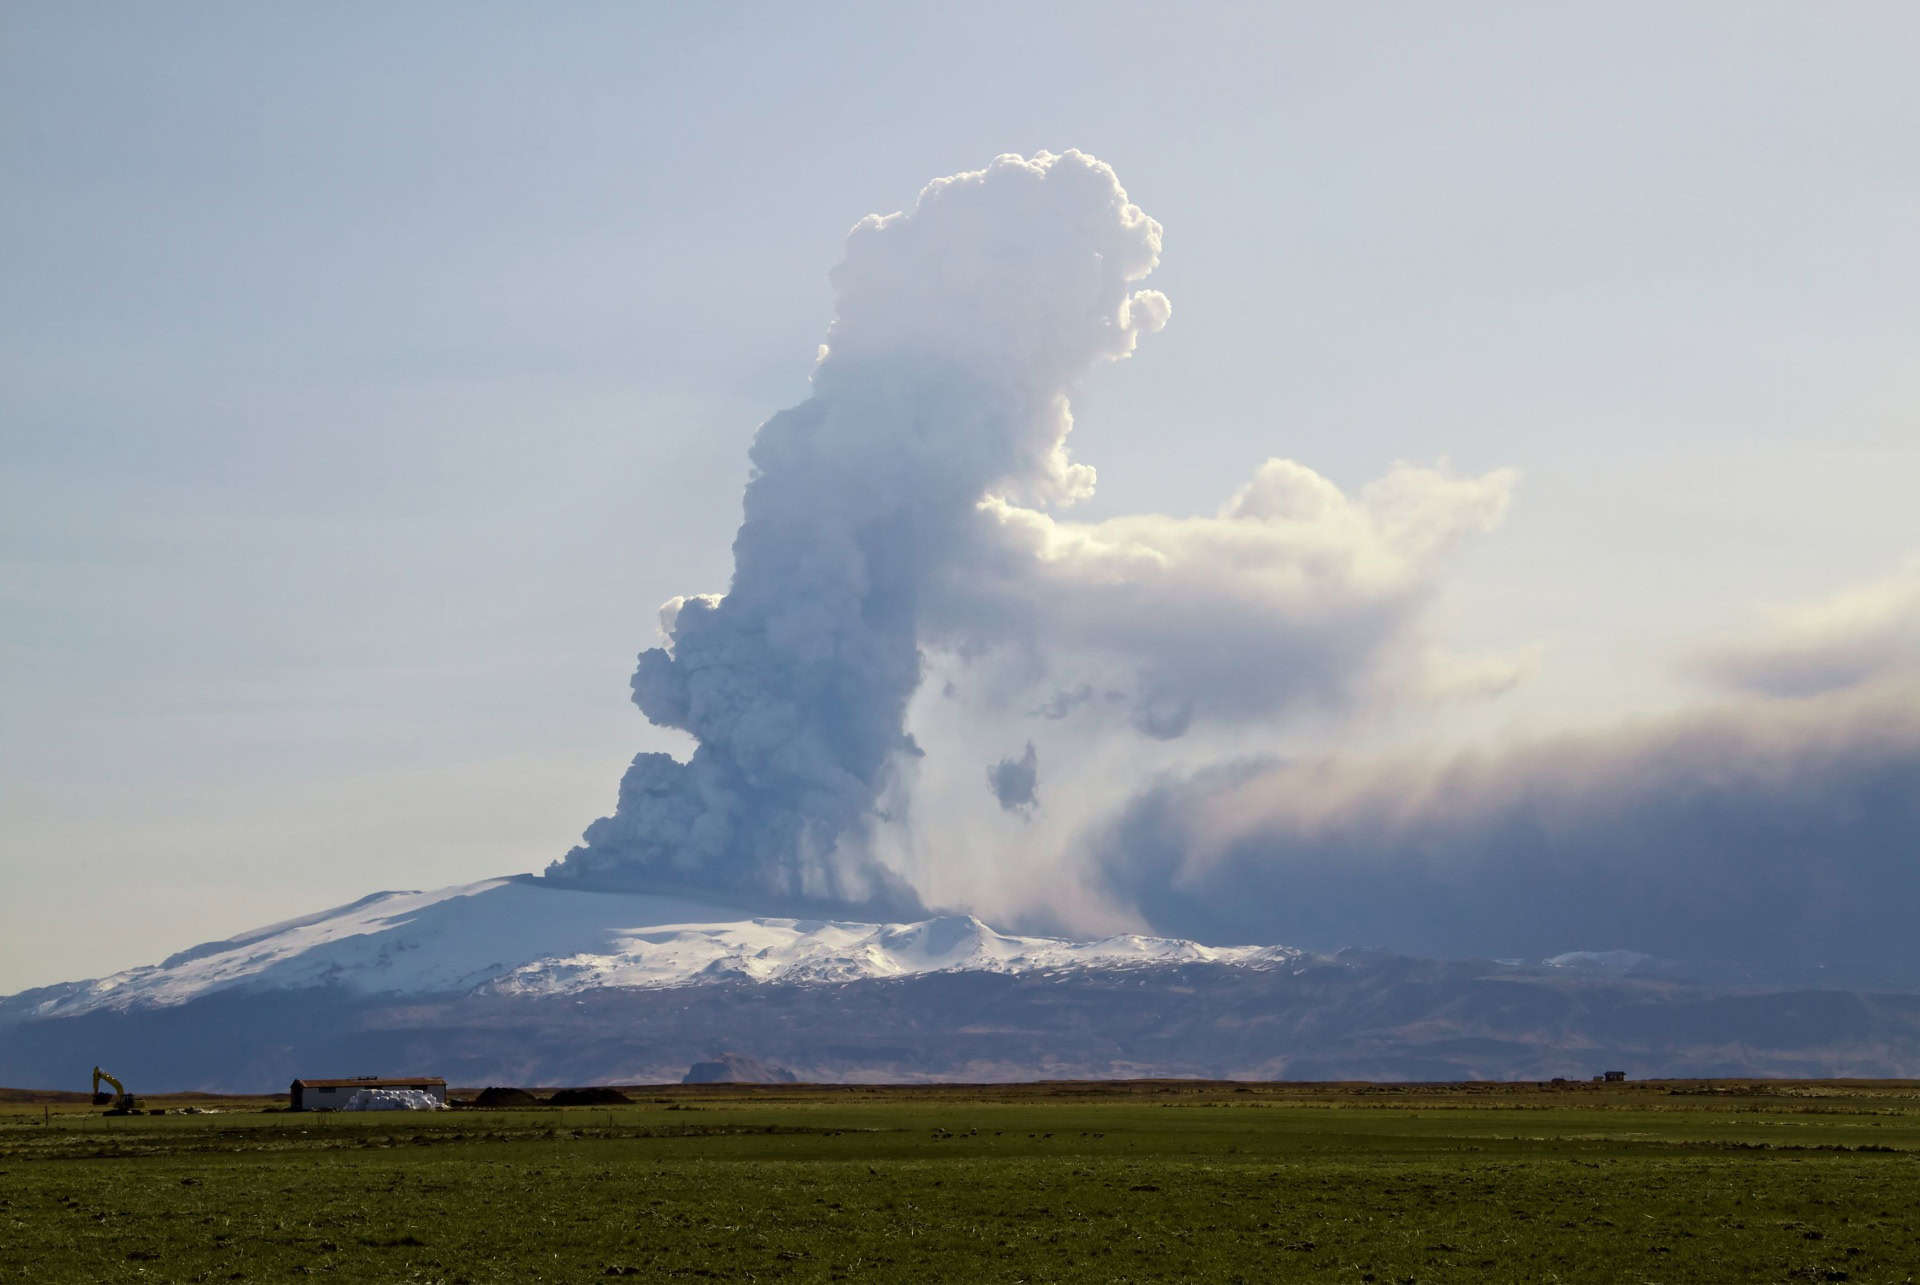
[290,1075,446,1111]
[1602,1070,1627,1083]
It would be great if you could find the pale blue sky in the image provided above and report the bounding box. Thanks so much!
[3,2,1915,991]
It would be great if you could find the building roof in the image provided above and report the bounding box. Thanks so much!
[291,1076,446,1089]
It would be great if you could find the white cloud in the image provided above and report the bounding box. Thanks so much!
[927,457,1520,735]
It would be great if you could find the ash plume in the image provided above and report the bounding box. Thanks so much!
[546,151,1168,904]
[1088,683,1920,982]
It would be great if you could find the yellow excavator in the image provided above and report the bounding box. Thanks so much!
[91,1065,139,1114]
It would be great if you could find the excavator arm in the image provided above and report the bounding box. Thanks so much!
[90,1065,134,1110]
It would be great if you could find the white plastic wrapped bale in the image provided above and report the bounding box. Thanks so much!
[343,1088,448,1111]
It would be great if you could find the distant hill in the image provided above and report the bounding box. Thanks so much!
[684,1053,799,1085]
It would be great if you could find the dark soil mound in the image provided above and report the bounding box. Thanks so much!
[547,1086,631,1106]
[472,1086,541,1107]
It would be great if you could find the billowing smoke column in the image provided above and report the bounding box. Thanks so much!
[546,151,1168,905]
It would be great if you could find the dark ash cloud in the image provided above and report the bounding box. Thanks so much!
[1087,687,1920,983]
[987,742,1039,814]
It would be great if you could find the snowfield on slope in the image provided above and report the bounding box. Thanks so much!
[2,876,1302,1020]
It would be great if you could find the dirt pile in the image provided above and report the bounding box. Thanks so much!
[472,1086,541,1107]
[547,1086,631,1106]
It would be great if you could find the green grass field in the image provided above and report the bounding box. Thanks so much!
[5,1080,1919,1282]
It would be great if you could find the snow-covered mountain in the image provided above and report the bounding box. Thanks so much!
[16,877,1920,1091]
[2,875,1301,1022]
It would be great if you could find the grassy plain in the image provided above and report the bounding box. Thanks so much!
[4,1080,1920,1282]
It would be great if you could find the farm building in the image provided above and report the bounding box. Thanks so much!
[290,1075,447,1111]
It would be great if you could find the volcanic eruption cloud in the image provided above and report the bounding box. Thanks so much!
[546,150,1522,919]
[546,151,1173,906]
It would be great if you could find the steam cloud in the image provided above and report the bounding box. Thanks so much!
[547,152,1170,903]
[935,457,1519,732]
